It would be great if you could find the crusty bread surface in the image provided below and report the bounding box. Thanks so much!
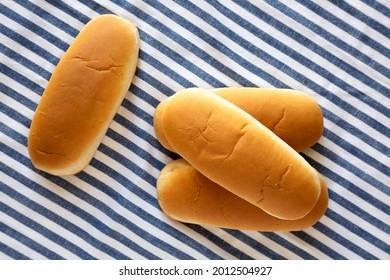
[157,159,328,231]
[211,88,323,151]
[28,14,139,176]
[154,87,323,152]
[160,88,322,220]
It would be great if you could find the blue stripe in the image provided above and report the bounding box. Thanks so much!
[185,224,251,259]
[224,230,285,259]
[322,128,390,185]
[0,219,64,260]
[304,153,390,226]
[0,190,96,259]
[138,48,197,88]
[136,69,175,97]
[332,0,390,37]
[139,32,226,88]
[0,145,160,259]
[129,82,162,108]
[0,123,222,260]
[313,216,380,259]
[121,95,154,127]
[0,241,29,260]
[0,82,37,112]
[267,0,390,80]
[251,0,390,89]
[295,0,390,61]
[321,107,389,156]
[203,0,390,119]
[0,3,70,52]
[0,103,31,130]
[14,0,81,37]
[103,130,165,177]
[292,231,347,259]
[310,142,390,199]
[46,0,92,25]
[76,0,114,15]
[102,0,282,88]
[111,111,175,159]
[261,232,316,259]
[85,149,231,259]
[362,0,390,18]
[324,207,390,253]
[0,63,44,98]
[329,187,390,233]
[0,23,59,66]
[0,147,169,259]
[73,167,193,259]
[0,42,52,81]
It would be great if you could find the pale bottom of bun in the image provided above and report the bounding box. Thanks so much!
[157,159,328,232]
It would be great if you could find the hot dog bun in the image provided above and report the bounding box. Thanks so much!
[159,88,321,220]
[157,159,328,231]
[28,14,140,176]
[154,87,323,152]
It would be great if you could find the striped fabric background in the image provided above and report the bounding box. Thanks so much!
[0,0,389,260]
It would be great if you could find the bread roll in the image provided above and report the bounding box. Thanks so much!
[154,87,323,152]
[28,14,140,176]
[157,159,328,231]
[159,88,321,220]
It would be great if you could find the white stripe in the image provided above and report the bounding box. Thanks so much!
[93,0,274,87]
[244,231,305,259]
[0,137,147,259]
[329,195,390,259]
[273,231,332,260]
[319,126,390,183]
[345,0,390,28]
[299,224,363,259]
[260,1,390,101]
[0,92,35,121]
[318,0,390,45]
[203,227,272,259]
[32,1,86,31]
[0,52,47,95]
[210,1,390,120]
[91,148,236,259]
[0,230,46,259]
[9,2,76,44]
[130,0,390,148]
[0,32,56,75]
[290,0,390,65]
[0,13,64,60]
[0,125,224,259]
[0,251,13,259]
[306,146,389,208]
[0,186,82,259]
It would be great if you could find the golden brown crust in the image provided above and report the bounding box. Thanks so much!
[160,88,321,220]
[154,87,323,153]
[28,14,139,176]
[157,159,328,231]
[211,88,323,152]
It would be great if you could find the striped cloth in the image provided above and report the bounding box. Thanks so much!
[0,0,389,260]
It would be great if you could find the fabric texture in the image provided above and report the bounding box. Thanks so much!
[0,0,389,259]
